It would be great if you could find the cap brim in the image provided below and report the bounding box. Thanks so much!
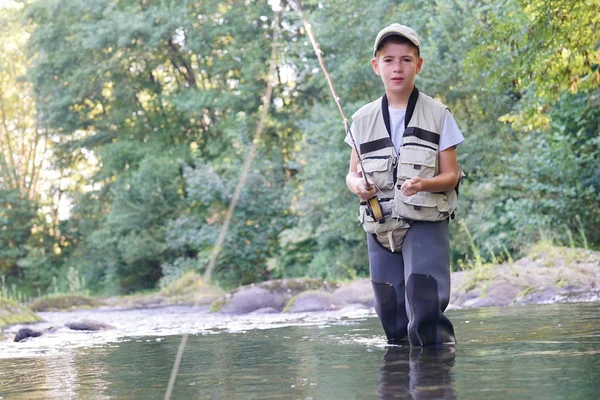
[374,32,420,56]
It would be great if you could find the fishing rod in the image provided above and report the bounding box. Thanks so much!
[287,0,384,222]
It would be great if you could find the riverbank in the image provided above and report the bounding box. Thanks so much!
[0,298,41,327]
[450,241,600,308]
[200,241,600,313]
[1,242,599,332]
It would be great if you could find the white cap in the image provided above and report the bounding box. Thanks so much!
[373,23,420,57]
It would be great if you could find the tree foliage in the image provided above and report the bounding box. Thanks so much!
[467,0,600,130]
[0,0,597,295]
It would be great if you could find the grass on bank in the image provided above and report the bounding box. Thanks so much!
[158,270,225,305]
[457,217,594,292]
[0,297,41,328]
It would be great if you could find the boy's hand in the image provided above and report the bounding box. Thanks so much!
[400,177,422,196]
[355,179,377,201]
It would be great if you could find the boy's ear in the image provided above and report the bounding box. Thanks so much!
[416,57,424,74]
[371,57,381,76]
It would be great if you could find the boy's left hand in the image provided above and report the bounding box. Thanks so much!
[400,177,422,196]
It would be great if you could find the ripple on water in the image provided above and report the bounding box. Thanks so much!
[0,303,599,400]
[1,305,374,359]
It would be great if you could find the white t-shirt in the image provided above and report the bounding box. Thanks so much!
[346,108,464,155]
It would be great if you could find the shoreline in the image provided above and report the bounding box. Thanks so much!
[2,243,599,328]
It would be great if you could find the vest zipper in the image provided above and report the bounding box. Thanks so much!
[363,155,393,160]
[401,142,437,152]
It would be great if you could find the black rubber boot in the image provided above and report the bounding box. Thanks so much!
[406,274,455,347]
[372,281,408,344]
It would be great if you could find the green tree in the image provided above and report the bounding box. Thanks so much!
[457,0,600,258]
[0,0,66,288]
[163,155,294,288]
[0,189,36,277]
[26,0,306,292]
[466,0,600,131]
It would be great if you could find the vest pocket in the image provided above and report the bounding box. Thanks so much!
[394,192,443,221]
[397,147,436,180]
[362,156,397,190]
[436,192,452,212]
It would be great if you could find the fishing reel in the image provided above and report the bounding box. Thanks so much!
[366,196,385,223]
[360,180,384,223]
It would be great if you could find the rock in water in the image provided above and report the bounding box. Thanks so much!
[65,320,115,331]
[14,328,43,342]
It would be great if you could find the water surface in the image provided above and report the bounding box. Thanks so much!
[1,303,599,399]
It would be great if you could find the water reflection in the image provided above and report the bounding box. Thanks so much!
[2,303,599,399]
[378,345,456,400]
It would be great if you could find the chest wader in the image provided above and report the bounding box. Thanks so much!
[360,88,456,346]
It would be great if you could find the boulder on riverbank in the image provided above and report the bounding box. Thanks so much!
[209,278,340,313]
[209,278,375,314]
[333,279,374,307]
[450,242,600,308]
[283,290,346,312]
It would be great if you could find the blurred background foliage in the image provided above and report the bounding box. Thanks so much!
[0,0,598,296]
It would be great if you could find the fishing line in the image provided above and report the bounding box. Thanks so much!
[164,333,187,400]
[202,8,280,283]
[165,10,280,400]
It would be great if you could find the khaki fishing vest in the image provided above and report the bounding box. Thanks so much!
[351,87,460,240]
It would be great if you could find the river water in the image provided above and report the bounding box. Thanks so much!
[1,302,599,399]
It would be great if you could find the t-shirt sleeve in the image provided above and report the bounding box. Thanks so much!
[345,122,360,148]
[439,110,464,152]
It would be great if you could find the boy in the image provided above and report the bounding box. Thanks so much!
[345,24,464,346]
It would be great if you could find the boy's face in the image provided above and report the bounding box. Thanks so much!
[371,41,423,99]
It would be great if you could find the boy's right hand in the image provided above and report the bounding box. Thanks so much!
[355,179,377,201]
